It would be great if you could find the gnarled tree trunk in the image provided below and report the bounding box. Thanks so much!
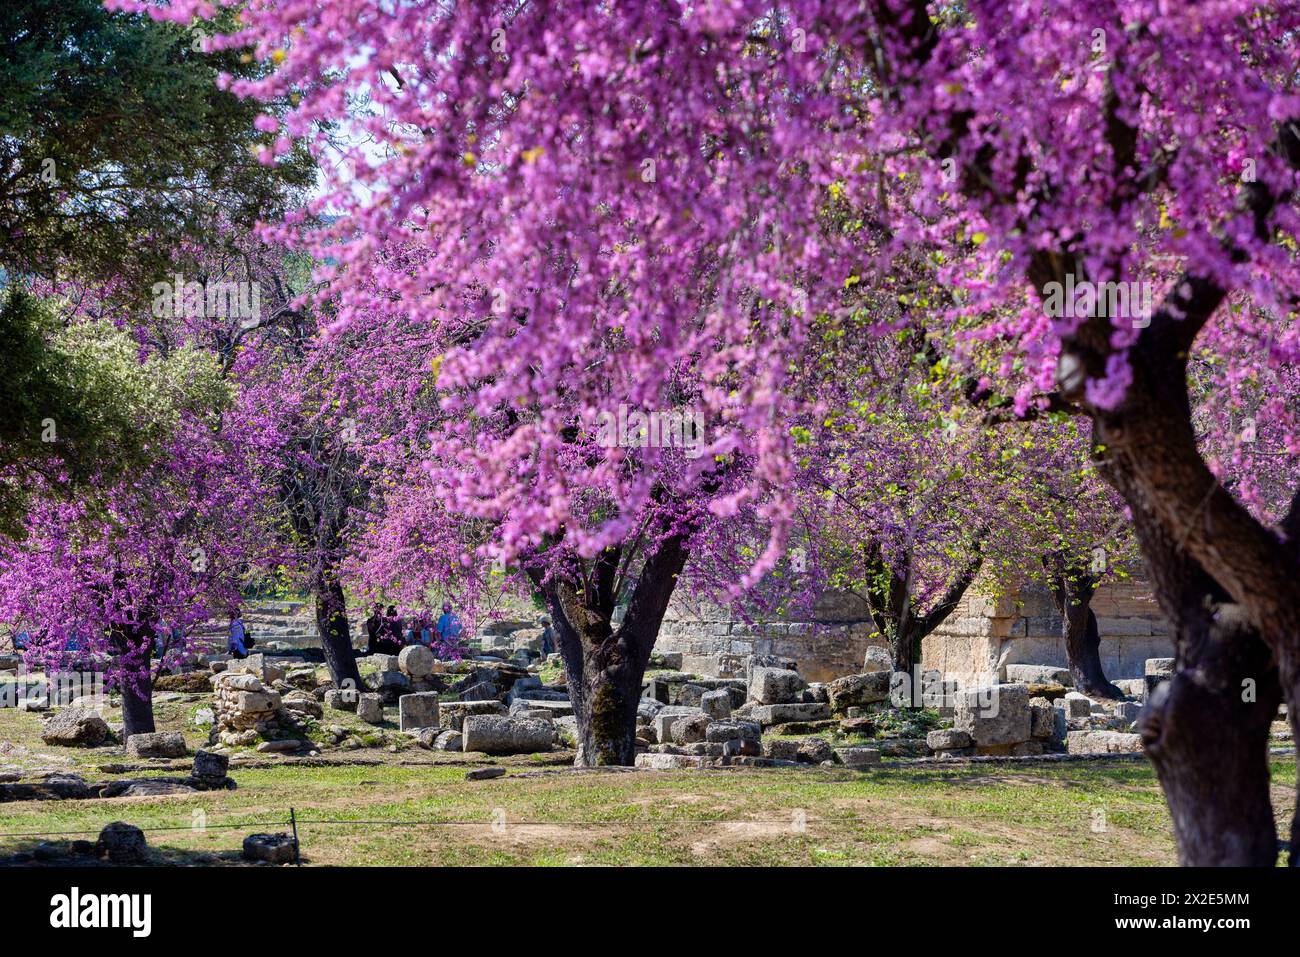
[1044,553,1122,699]
[540,532,690,767]
[877,2,1299,864]
[1031,117,1300,865]
[1052,277,1295,865]
[1127,515,1281,865]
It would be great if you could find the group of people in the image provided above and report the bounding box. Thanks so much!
[364,602,462,657]
[225,602,464,660]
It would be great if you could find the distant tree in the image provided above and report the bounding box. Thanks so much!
[0,0,311,286]
[0,289,165,537]
[0,0,311,536]
[0,320,269,736]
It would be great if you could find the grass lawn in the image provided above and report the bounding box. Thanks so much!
[3,698,1295,866]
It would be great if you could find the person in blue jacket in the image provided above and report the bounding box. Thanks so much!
[436,602,463,646]
[228,611,249,659]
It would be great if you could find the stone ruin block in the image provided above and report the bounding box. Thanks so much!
[744,654,798,681]
[399,692,440,731]
[926,728,972,751]
[647,650,684,670]
[635,753,705,769]
[862,646,893,673]
[1144,658,1175,701]
[126,731,187,759]
[670,713,712,745]
[953,683,1031,747]
[825,671,891,712]
[40,708,110,747]
[1005,664,1073,686]
[439,699,508,730]
[324,688,358,712]
[1066,730,1144,754]
[749,702,831,727]
[1058,692,1093,717]
[748,666,807,705]
[700,688,732,719]
[836,747,882,767]
[652,706,703,744]
[1029,697,1056,740]
[355,693,383,724]
[398,645,435,679]
[1113,700,1143,726]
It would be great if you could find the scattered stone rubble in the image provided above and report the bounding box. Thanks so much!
[624,654,1191,768]
[1,598,1241,786]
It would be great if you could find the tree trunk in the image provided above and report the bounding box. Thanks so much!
[1028,235,1300,863]
[1124,506,1281,865]
[110,624,155,739]
[542,532,690,767]
[120,674,156,739]
[569,632,646,766]
[1045,554,1122,698]
[890,628,917,684]
[880,6,1300,865]
[315,572,363,691]
[884,550,981,706]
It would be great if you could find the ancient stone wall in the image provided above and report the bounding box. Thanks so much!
[654,592,889,683]
[656,578,1172,683]
[921,579,1172,680]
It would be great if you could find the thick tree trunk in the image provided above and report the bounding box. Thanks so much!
[883,0,1300,865]
[543,532,691,767]
[1123,504,1281,865]
[571,635,647,766]
[883,551,981,705]
[314,572,363,691]
[890,628,917,684]
[1045,554,1122,699]
[1014,265,1297,863]
[120,674,156,739]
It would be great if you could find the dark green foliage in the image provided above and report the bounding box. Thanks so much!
[0,287,228,537]
[0,0,312,288]
[0,0,312,533]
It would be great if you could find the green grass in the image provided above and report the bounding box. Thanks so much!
[533,660,566,685]
[4,696,1293,866]
[4,756,1267,866]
